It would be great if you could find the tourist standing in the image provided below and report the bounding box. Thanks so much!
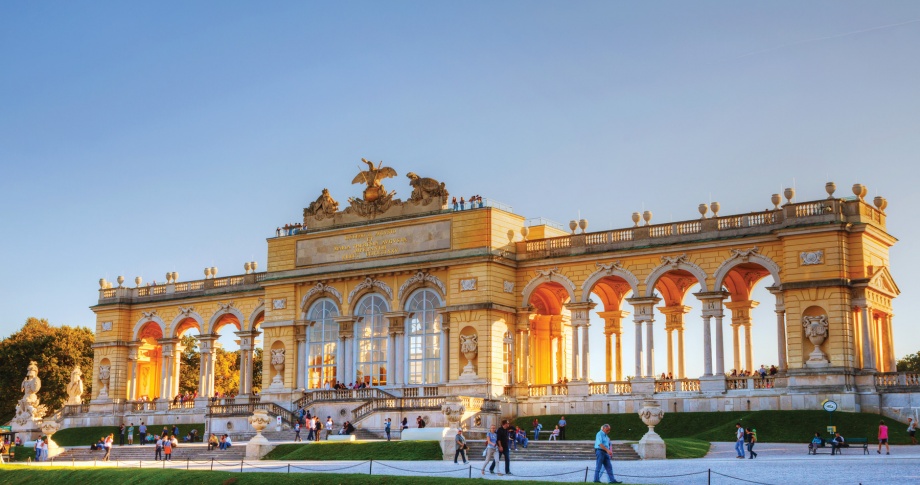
[593,424,623,484]
[401,417,409,430]
[127,423,134,445]
[533,418,542,440]
[878,420,890,455]
[326,417,334,440]
[119,423,126,446]
[307,415,315,441]
[314,416,321,442]
[482,424,498,475]
[384,418,392,441]
[33,436,42,462]
[908,418,917,445]
[417,416,426,428]
[294,422,302,442]
[558,416,567,440]
[154,436,163,460]
[453,428,468,464]
[495,420,512,476]
[139,422,147,445]
[734,423,745,458]
[163,436,172,461]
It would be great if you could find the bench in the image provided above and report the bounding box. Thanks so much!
[808,438,869,455]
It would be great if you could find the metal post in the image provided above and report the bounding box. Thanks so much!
[211,458,214,471]
[584,466,589,482]
[369,459,373,475]
[240,459,244,473]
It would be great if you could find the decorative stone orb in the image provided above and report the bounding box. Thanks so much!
[710,202,720,217]
[631,212,641,227]
[117,276,125,287]
[852,183,867,200]
[698,204,708,219]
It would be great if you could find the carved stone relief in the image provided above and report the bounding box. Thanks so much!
[801,251,824,266]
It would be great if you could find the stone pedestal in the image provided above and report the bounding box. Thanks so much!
[636,400,666,460]
[699,375,727,393]
[568,380,590,397]
[41,422,64,459]
[245,409,276,459]
[630,378,655,395]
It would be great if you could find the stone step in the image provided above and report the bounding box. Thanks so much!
[54,444,246,463]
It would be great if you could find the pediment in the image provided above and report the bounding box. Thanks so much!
[868,266,900,297]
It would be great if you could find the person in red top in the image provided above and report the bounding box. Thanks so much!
[878,420,890,455]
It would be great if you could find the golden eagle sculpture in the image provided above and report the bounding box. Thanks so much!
[352,158,397,189]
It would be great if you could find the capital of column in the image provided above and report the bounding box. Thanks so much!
[657,305,691,331]
[127,341,140,361]
[724,300,759,326]
[597,310,629,335]
[234,330,261,351]
[694,291,730,317]
[333,316,359,339]
[766,286,785,311]
[625,296,661,322]
[516,308,535,332]
[383,311,408,334]
[565,301,596,326]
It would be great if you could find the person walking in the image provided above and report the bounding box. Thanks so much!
[294,422,302,442]
[139,422,147,445]
[533,419,542,441]
[482,424,499,475]
[325,417,334,440]
[314,416,322,442]
[103,434,113,461]
[878,420,890,455]
[593,424,623,484]
[907,418,918,445]
[734,423,745,458]
[558,416,567,440]
[453,428,469,464]
[746,427,758,458]
[33,436,42,462]
[495,420,512,476]
[384,418,392,441]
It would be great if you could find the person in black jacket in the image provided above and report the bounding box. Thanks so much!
[494,420,512,475]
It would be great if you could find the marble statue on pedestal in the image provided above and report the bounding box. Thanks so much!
[13,361,47,428]
[66,365,85,405]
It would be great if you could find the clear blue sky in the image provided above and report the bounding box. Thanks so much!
[2,1,919,380]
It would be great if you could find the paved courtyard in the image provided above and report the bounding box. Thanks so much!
[21,442,920,484]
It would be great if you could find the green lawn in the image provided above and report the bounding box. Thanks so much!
[0,467,568,485]
[51,423,205,447]
[663,438,711,459]
[263,441,442,461]
[518,410,909,444]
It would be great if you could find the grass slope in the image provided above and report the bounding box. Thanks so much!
[263,441,442,461]
[51,423,205,447]
[663,438,711,459]
[518,410,910,444]
[0,467,567,485]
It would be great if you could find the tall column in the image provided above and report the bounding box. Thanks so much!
[565,302,595,381]
[296,325,307,390]
[696,292,728,377]
[731,324,741,372]
[384,312,408,386]
[767,287,787,372]
[702,315,713,376]
[886,314,897,372]
[658,305,690,378]
[856,301,876,371]
[605,330,613,382]
[336,336,346,384]
[127,344,139,400]
[598,311,628,382]
[196,336,217,397]
[235,330,258,395]
[436,311,451,384]
[158,338,178,400]
[627,297,660,378]
[528,321,536,382]
[725,300,759,372]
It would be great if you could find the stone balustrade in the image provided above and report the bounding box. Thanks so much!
[518,198,885,260]
[99,272,267,303]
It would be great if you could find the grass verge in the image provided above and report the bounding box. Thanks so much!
[517,410,910,444]
[0,466,564,484]
[663,438,711,459]
[263,441,442,461]
[51,423,205,447]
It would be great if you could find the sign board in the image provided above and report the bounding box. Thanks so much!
[276,416,282,426]
[296,221,451,266]
[826,426,836,435]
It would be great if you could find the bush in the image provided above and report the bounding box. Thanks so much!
[11,445,35,462]
[263,441,442,461]
[52,423,205,447]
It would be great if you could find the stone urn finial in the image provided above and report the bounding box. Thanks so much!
[631,212,641,227]
[873,196,888,212]
[709,202,720,218]
[783,187,795,204]
[249,408,272,439]
[210,266,218,278]
[771,194,781,210]
[637,400,666,459]
[171,271,178,282]
[578,218,588,234]
[204,267,211,279]
[802,315,830,366]
[852,183,867,201]
[41,420,60,437]
[569,220,578,234]
[135,276,142,287]
[642,210,653,226]
[99,278,107,289]
[117,276,125,287]
[698,203,708,219]
[458,334,479,380]
[250,261,257,272]
[244,262,251,274]
[507,229,515,243]
[825,182,836,199]
[520,226,529,241]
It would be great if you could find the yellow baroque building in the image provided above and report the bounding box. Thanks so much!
[76,165,917,436]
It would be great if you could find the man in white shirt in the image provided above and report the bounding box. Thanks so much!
[734,423,745,458]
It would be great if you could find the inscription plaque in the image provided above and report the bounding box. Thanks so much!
[296,220,451,266]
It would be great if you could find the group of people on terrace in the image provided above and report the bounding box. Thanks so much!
[277,223,305,237]
[451,195,484,211]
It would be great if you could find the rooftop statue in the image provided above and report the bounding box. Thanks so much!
[346,158,399,217]
[406,172,449,205]
[303,188,340,222]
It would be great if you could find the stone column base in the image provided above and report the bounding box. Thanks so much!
[630,378,655,395]
[245,435,276,459]
[699,375,727,393]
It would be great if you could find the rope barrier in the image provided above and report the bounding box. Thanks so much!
[615,470,709,478]
[711,470,780,485]
[289,461,370,472]
[372,462,471,474]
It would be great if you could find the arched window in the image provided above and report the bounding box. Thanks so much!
[307,299,339,389]
[406,289,442,384]
[355,294,389,385]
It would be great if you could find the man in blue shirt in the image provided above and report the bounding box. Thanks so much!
[593,424,622,484]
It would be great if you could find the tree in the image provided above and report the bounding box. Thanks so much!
[178,334,200,394]
[213,348,240,396]
[252,347,263,394]
[0,318,94,423]
[897,352,920,373]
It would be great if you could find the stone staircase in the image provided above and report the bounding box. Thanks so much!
[229,430,295,442]
[52,443,246,463]
[464,440,640,461]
